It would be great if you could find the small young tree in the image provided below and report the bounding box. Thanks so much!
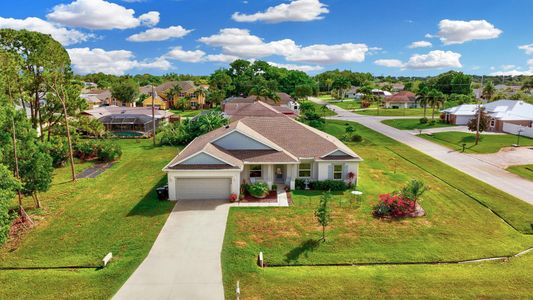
[467,107,491,144]
[400,180,428,206]
[315,191,332,242]
[345,125,355,140]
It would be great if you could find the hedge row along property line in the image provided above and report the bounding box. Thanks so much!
[383,146,533,236]
[264,247,533,268]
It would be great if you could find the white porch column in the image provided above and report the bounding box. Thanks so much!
[265,164,273,189]
[168,175,176,200]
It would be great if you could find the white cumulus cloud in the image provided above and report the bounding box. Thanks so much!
[47,0,159,30]
[405,50,462,69]
[408,41,432,48]
[0,17,91,46]
[374,50,462,70]
[267,62,323,72]
[232,0,328,23]
[67,47,171,75]
[437,19,502,45]
[165,47,206,63]
[374,59,404,68]
[205,54,241,63]
[490,59,533,76]
[127,26,192,42]
[198,28,368,64]
[518,44,533,55]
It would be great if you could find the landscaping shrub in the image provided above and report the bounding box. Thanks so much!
[372,193,415,218]
[0,165,20,245]
[419,117,429,124]
[296,179,348,191]
[75,141,99,160]
[351,134,363,142]
[75,140,122,162]
[246,182,269,198]
[360,100,371,108]
[312,180,348,191]
[97,141,122,162]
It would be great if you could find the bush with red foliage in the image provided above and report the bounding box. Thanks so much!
[372,193,416,218]
[360,100,371,108]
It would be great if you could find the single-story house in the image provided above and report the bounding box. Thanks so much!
[82,106,174,137]
[142,81,206,110]
[80,94,103,109]
[345,86,360,99]
[383,91,417,109]
[224,100,298,120]
[163,108,362,201]
[223,92,299,111]
[442,100,533,132]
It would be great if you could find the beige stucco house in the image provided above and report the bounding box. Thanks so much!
[163,106,362,201]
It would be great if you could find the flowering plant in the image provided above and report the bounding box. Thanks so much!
[229,193,238,202]
[372,193,415,218]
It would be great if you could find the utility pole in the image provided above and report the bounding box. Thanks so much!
[151,85,156,146]
[475,76,483,145]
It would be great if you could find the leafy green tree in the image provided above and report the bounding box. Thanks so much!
[315,191,332,241]
[249,84,280,103]
[521,77,533,94]
[196,111,228,133]
[294,84,314,100]
[0,164,20,245]
[111,79,140,106]
[332,77,351,99]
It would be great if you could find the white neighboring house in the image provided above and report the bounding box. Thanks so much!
[163,107,362,201]
[441,100,533,132]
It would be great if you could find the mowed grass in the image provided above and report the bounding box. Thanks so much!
[419,131,533,153]
[222,120,533,299]
[382,118,456,130]
[330,100,362,111]
[507,164,533,181]
[0,139,179,299]
[355,107,427,116]
[169,109,204,117]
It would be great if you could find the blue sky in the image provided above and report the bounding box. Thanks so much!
[1,0,532,76]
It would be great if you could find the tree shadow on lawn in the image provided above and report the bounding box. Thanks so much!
[126,176,174,217]
[284,239,321,264]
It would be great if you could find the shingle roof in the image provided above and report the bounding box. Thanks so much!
[385,91,416,103]
[224,101,284,119]
[224,92,293,106]
[140,81,198,96]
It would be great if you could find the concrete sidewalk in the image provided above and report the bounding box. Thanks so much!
[308,97,533,205]
[113,200,230,300]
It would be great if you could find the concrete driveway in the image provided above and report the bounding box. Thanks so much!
[310,97,533,205]
[114,200,230,300]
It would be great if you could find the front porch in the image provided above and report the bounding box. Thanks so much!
[241,163,298,190]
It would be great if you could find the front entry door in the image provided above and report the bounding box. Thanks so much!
[274,165,284,183]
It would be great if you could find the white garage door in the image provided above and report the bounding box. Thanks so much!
[175,178,231,200]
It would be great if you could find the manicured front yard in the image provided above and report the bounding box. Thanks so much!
[0,140,178,299]
[355,108,428,116]
[330,100,362,110]
[382,118,456,130]
[419,131,533,153]
[507,164,533,181]
[222,120,533,299]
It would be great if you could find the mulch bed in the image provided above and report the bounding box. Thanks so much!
[240,190,278,203]
[76,162,114,179]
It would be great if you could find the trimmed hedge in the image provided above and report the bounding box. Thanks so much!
[295,178,348,191]
[75,140,122,162]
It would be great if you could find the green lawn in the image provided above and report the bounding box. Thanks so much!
[382,118,456,130]
[301,100,336,116]
[330,100,361,111]
[419,131,533,153]
[169,109,204,117]
[222,120,533,299]
[507,164,533,181]
[0,140,178,299]
[318,95,335,101]
[355,108,428,116]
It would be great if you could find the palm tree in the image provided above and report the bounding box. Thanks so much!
[482,80,495,101]
[194,87,207,108]
[416,87,430,119]
[400,180,428,206]
[166,84,182,108]
[249,85,279,104]
[428,89,445,121]
[331,77,351,99]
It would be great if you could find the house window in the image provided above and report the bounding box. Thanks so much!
[179,93,185,97]
[249,165,262,178]
[490,119,495,127]
[190,101,198,107]
[333,165,343,180]
[299,163,312,178]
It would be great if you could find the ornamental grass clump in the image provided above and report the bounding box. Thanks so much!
[246,182,269,198]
